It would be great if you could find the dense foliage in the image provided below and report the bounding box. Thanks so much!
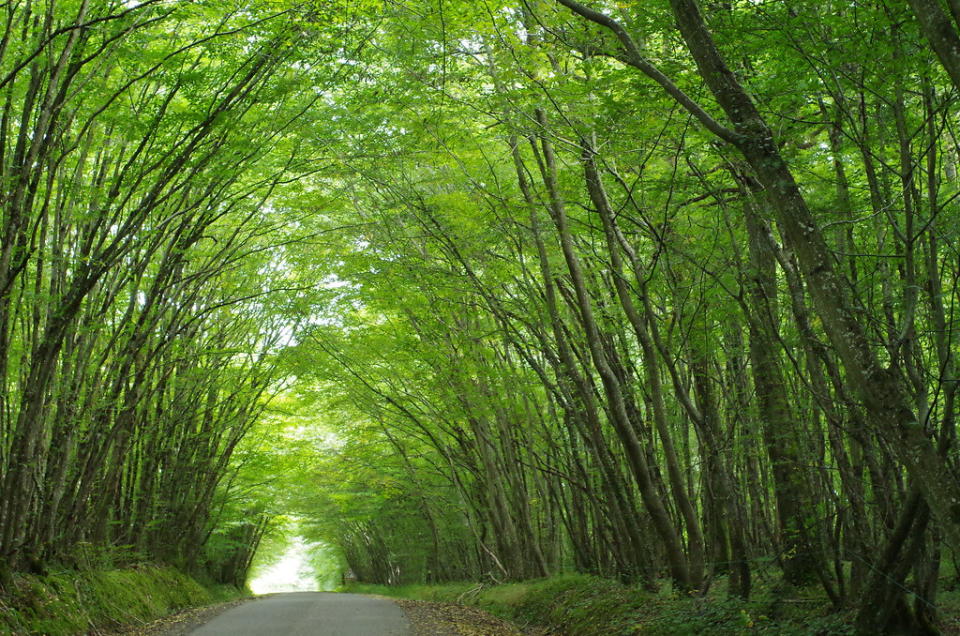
[4,0,960,633]
[0,0,346,586]
[283,1,960,633]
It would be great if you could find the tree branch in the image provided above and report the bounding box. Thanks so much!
[554,0,743,144]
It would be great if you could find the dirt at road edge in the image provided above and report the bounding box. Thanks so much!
[393,598,548,636]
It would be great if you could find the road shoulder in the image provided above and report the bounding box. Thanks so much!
[393,598,531,636]
[112,596,260,635]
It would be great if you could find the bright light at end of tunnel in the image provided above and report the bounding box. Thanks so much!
[249,537,319,594]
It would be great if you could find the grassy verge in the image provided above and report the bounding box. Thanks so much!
[346,575,864,635]
[0,564,246,635]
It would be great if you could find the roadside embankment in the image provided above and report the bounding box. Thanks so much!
[347,574,867,635]
[0,564,245,635]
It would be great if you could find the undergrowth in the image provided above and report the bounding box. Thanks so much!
[347,574,860,635]
[0,564,244,635]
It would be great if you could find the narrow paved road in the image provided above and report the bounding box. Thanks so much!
[189,592,411,635]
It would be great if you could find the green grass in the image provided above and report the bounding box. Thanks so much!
[0,564,246,635]
[347,575,860,635]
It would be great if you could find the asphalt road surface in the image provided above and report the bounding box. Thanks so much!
[189,592,411,635]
